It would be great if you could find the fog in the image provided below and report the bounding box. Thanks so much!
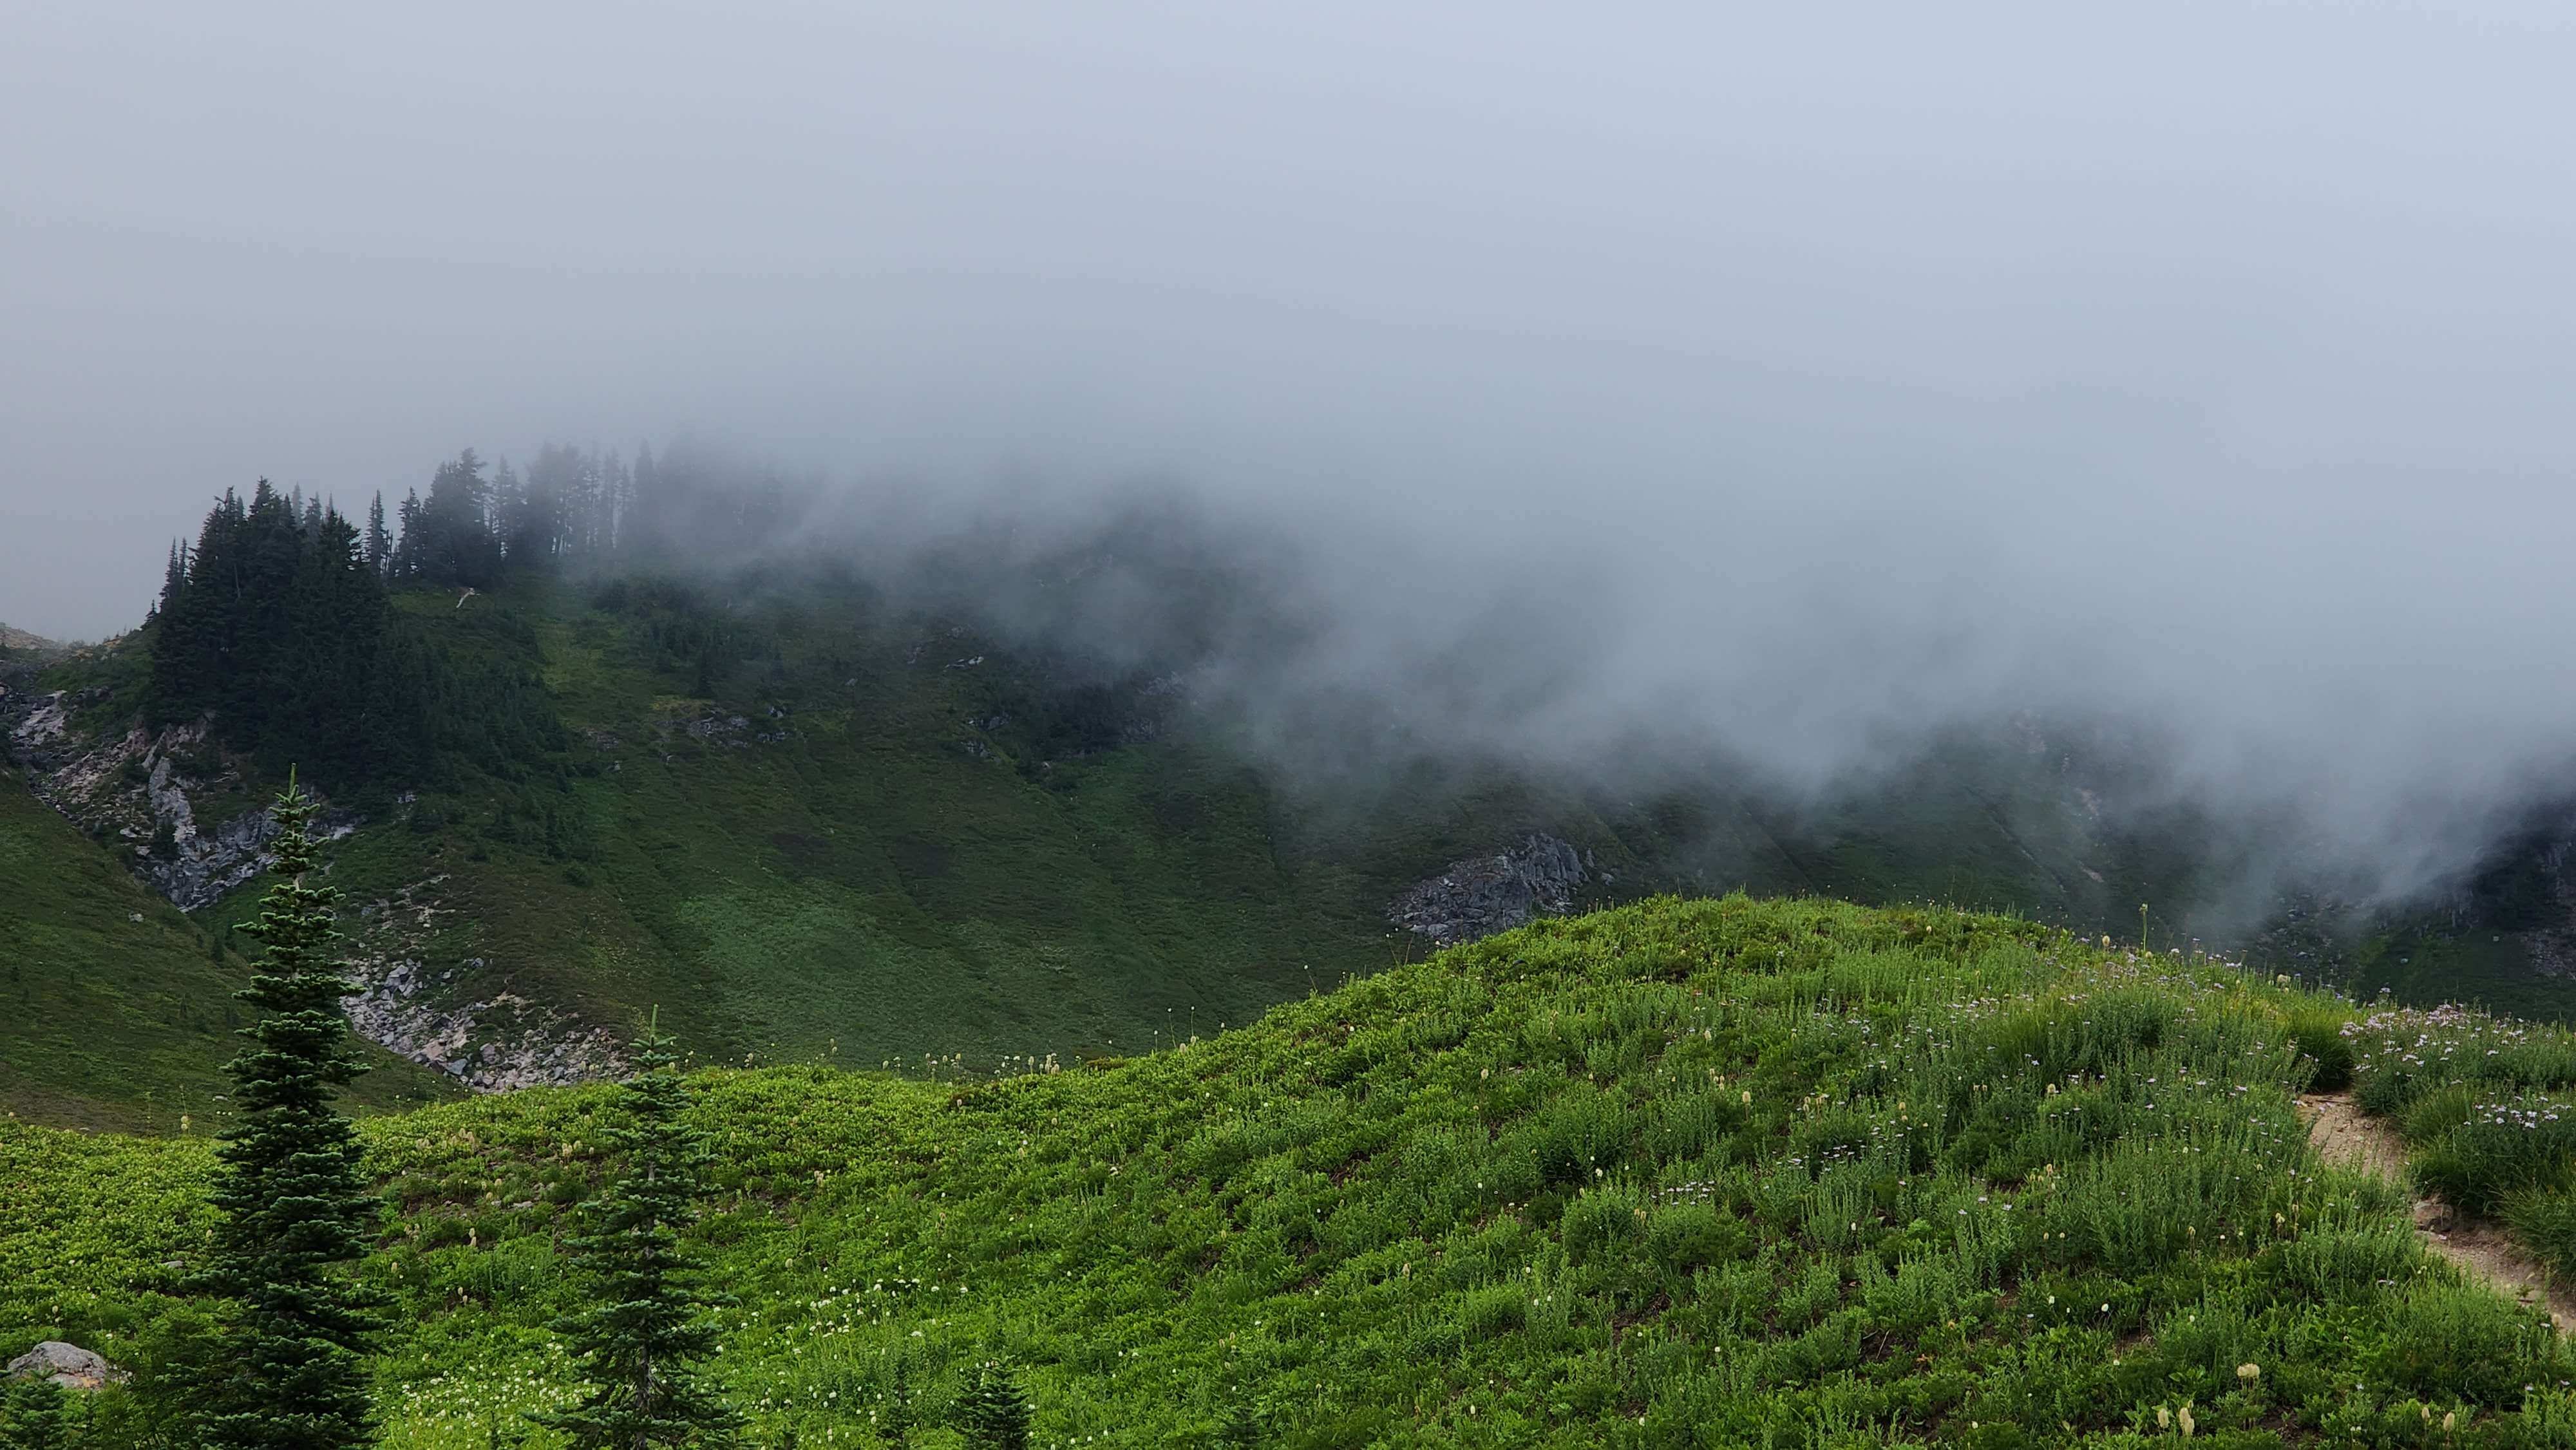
[5,2,2575,909]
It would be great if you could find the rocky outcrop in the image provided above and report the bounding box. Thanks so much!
[649,703,796,757]
[5,668,614,1087]
[3,691,349,912]
[0,622,64,656]
[1389,834,1589,946]
[341,878,625,1091]
[6,1341,124,1390]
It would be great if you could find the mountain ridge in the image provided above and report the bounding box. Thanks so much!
[9,503,2576,1128]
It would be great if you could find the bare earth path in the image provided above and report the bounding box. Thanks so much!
[2299,1091,2574,1333]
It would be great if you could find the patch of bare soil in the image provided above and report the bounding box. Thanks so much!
[2299,1091,2574,1333]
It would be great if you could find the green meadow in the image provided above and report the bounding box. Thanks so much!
[12,896,2576,1447]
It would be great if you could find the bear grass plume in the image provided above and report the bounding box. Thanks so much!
[15,896,2576,1445]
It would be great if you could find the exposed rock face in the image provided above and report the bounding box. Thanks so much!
[5,665,616,1089]
[3,692,350,912]
[6,1341,123,1390]
[1390,834,1589,946]
[341,878,625,1091]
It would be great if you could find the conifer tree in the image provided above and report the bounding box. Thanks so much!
[877,1355,914,1449]
[364,493,391,579]
[538,1015,737,1449]
[871,1360,912,1450]
[955,1364,1031,1450]
[3,1375,75,1449]
[196,776,379,1450]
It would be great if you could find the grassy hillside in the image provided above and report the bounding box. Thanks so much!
[0,763,242,1131]
[0,765,460,1129]
[222,579,2260,1060]
[11,897,2576,1447]
[14,572,1688,1124]
[13,566,2563,1130]
[24,572,1754,1109]
[296,578,1533,1069]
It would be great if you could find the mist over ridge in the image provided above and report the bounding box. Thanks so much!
[7,2,2575,930]
[566,406,2561,939]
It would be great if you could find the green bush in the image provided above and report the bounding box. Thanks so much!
[2286,1011,2355,1091]
[1645,1201,1748,1277]
[2500,1186,2576,1278]
[2414,1098,2576,1214]
[1560,1183,1647,1265]
[2368,1277,2562,1405]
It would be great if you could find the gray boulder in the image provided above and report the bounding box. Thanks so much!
[6,1340,122,1389]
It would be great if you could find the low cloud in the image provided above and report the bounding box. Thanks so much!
[5,3,2573,920]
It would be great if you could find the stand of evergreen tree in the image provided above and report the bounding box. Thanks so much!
[193,778,381,1450]
[140,442,815,798]
[538,1017,737,1449]
[149,481,433,789]
[955,1364,1032,1450]
[149,476,572,796]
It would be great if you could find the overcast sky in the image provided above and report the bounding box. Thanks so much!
[5,2,2574,890]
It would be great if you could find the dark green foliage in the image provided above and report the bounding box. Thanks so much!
[149,481,434,791]
[2368,1279,2559,1406]
[194,782,380,1450]
[588,578,736,684]
[410,607,569,783]
[2501,1187,2576,1278]
[363,494,391,581]
[146,476,575,798]
[2287,1009,2354,1091]
[878,1356,915,1449]
[389,453,504,588]
[538,1020,736,1450]
[1209,1398,1264,1448]
[954,1362,1031,1450]
[3,1375,75,1449]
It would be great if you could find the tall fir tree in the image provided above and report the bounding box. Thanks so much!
[956,1364,1032,1450]
[157,539,188,617]
[364,493,391,579]
[538,1015,737,1449]
[196,777,379,1450]
[390,489,423,581]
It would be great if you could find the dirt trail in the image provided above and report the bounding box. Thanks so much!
[2298,1092,2574,1333]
